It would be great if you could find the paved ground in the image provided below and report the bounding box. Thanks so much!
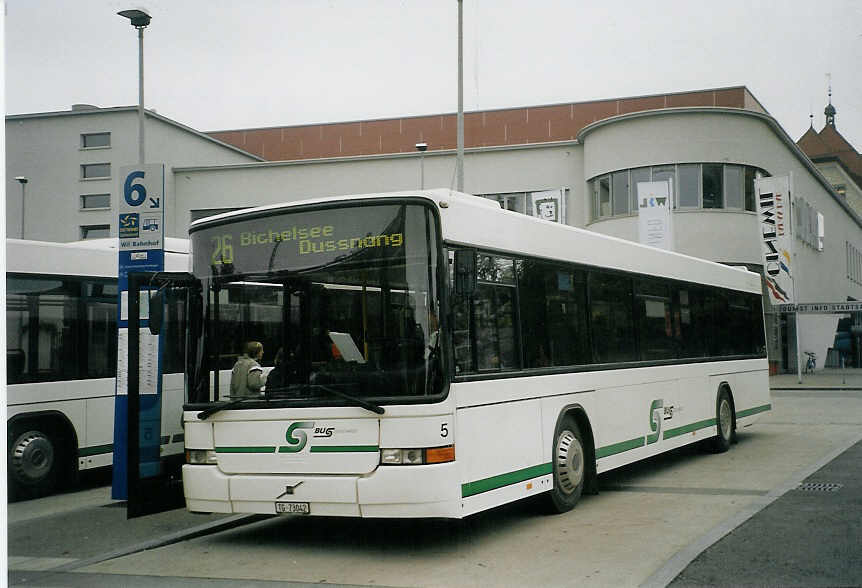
[769,367,862,389]
[669,439,862,587]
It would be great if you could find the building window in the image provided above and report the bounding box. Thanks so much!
[678,164,700,208]
[493,192,528,214]
[589,163,762,221]
[81,194,111,209]
[724,165,744,209]
[80,224,110,239]
[81,163,110,179]
[744,168,757,211]
[478,190,567,223]
[81,132,111,149]
[702,164,723,209]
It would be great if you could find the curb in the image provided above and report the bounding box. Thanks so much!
[48,513,267,573]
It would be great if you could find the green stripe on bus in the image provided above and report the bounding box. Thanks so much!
[738,404,771,418]
[78,444,113,457]
[663,418,716,440]
[308,445,379,453]
[595,436,645,459]
[461,462,553,498]
[215,446,276,453]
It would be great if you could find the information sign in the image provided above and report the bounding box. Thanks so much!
[777,302,862,314]
[112,164,167,500]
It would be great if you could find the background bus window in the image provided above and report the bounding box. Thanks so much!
[6,276,84,383]
[517,260,588,368]
[83,281,117,378]
[589,272,636,364]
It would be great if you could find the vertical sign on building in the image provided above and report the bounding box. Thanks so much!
[112,164,166,500]
[755,175,794,305]
[530,189,566,224]
[637,180,673,250]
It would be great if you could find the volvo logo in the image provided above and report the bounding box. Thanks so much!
[276,482,304,499]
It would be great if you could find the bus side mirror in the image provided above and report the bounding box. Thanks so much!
[454,250,477,297]
[148,290,164,335]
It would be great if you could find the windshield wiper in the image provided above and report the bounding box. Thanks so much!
[315,384,385,415]
[197,395,263,420]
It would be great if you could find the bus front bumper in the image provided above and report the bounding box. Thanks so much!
[183,462,463,518]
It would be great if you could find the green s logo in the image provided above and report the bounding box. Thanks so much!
[283,421,315,453]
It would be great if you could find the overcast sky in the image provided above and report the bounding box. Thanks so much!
[5,0,862,150]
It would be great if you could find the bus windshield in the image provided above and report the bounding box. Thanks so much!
[190,201,443,404]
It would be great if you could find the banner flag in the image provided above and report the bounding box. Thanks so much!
[637,180,673,250]
[755,176,794,305]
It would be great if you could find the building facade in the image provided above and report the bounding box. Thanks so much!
[5,105,261,242]
[6,88,861,372]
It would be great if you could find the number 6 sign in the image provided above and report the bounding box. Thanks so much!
[119,164,165,251]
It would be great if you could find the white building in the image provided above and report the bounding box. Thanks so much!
[5,105,261,242]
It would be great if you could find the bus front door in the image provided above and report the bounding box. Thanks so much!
[124,271,199,518]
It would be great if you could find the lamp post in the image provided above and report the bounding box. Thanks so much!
[415,142,428,189]
[118,8,151,165]
[15,176,28,238]
[456,0,464,192]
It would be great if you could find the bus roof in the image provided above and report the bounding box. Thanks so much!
[6,238,189,277]
[188,190,761,294]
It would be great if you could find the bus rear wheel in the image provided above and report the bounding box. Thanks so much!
[706,389,735,453]
[8,427,59,500]
[544,415,585,513]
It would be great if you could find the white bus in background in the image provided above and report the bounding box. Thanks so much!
[6,238,189,499]
[176,190,770,518]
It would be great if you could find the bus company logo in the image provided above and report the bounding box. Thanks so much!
[282,421,315,453]
[647,399,664,445]
[281,422,335,453]
[119,213,140,239]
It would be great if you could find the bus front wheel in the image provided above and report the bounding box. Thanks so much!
[8,426,59,500]
[544,415,585,513]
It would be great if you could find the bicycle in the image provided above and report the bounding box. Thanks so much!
[803,351,817,374]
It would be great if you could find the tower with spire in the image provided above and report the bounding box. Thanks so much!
[825,83,836,128]
[797,77,862,215]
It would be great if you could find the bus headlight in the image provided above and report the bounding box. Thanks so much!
[186,449,218,465]
[380,445,454,465]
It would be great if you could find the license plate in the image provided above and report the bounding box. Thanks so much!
[275,501,310,515]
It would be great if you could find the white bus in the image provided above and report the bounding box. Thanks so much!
[6,238,188,499]
[179,190,770,518]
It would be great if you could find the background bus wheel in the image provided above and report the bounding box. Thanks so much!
[706,389,734,453]
[8,427,59,500]
[544,415,585,513]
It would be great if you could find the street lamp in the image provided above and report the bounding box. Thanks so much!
[15,176,28,238]
[118,8,151,165]
[415,142,428,190]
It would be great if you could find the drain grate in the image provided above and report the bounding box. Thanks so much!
[796,482,843,492]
